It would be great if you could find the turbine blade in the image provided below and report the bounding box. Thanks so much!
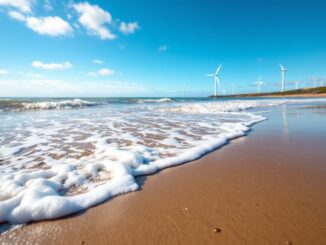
[205,74,215,77]
[280,64,287,71]
[215,77,220,86]
[215,64,222,75]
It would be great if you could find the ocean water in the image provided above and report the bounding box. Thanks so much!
[0,97,325,224]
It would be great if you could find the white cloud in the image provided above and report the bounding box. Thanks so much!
[32,61,73,70]
[8,10,26,21]
[93,59,103,64]
[119,21,139,35]
[9,10,73,37]
[88,68,114,77]
[73,2,115,40]
[0,69,9,75]
[26,16,73,36]
[98,68,114,76]
[159,45,168,52]
[0,0,34,13]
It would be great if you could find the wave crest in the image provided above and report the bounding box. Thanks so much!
[134,98,174,103]
[0,99,99,111]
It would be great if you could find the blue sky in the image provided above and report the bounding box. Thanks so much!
[0,0,326,97]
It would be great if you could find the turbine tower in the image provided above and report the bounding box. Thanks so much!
[280,64,287,93]
[313,77,317,88]
[295,81,299,90]
[206,64,222,97]
[255,76,264,94]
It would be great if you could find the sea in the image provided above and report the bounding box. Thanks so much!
[0,96,325,224]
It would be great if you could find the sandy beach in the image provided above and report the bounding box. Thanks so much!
[1,0,326,244]
[1,104,325,244]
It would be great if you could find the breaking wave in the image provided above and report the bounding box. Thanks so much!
[1,98,325,224]
[0,99,101,111]
[133,98,174,103]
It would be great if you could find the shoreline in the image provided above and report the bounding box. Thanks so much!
[261,93,326,98]
[210,86,326,98]
[210,93,326,99]
[1,104,326,244]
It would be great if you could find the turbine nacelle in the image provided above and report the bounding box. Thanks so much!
[256,76,263,85]
[280,64,288,72]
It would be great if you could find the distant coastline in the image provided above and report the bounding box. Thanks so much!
[210,86,326,98]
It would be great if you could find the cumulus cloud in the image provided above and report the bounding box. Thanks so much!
[159,45,168,52]
[3,1,139,40]
[0,0,34,13]
[73,2,115,40]
[98,68,114,76]
[32,61,73,70]
[8,11,73,37]
[26,16,73,36]
[119,21,139,35]
[93,59,103,64]
[8,10,26,21]
[0,69,9,75]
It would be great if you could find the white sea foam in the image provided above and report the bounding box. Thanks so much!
[1,98,323,224]
[135,98,173,103]
[21,99,99,110]
[159,99,288,114]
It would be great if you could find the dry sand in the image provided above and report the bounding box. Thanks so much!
[1,105,326,245]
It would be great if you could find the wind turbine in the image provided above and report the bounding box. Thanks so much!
[295,81,299,90]
[206,64,222,97]
[232,83,236,95]
[255,76,264,94]
[280,64,287,93]
[313,77,317,88]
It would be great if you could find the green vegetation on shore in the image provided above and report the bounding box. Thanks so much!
[210,86,326,98]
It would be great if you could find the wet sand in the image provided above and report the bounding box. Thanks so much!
[1,104,326,244]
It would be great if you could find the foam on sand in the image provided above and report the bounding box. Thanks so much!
[1,98,322,224]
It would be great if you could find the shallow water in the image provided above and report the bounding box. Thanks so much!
[0,97,325,224]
